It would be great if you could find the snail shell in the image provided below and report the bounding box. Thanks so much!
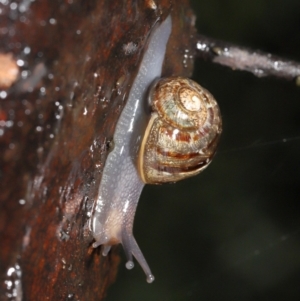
[138,77,222,184]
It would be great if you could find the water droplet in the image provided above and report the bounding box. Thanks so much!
[6,120,13,127]
[7,267,15,277]
[21,70,29,78]
[16,59,24,67]
[49,18,56,25]
[196,42,207,51]
[5,280,12,289]
[10,2,17,10]
[0,91,7,99]
[23,46,31,54]
[254,68,265,77]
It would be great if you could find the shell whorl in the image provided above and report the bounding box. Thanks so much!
[138,77,222,184]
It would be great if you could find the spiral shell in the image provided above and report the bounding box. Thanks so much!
[138,77,222,184]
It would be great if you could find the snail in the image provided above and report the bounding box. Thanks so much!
[90,15,222,283]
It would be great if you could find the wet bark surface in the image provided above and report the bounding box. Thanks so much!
[0,0,195,300]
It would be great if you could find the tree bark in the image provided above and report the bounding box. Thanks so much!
[0,0,195,300]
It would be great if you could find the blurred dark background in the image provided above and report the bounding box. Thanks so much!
[106,0,300,300]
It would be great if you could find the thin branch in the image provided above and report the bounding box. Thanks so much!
[195,34,300,83]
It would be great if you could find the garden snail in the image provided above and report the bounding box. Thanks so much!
[139,77,221,184]
[90,15,222,283]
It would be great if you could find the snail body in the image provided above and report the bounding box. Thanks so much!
[90,15,222,283]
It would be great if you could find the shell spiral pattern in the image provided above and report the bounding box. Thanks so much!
[138,77,222,184]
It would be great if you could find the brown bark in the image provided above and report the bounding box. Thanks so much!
[0,0,195,300]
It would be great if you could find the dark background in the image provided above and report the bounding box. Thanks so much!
[106,0,300,300]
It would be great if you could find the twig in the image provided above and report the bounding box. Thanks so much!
[195,34,300,84]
